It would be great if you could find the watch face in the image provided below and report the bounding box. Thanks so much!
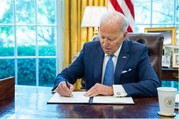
[164,96,175,108]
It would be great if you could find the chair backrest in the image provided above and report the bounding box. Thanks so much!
[127,33,164,80]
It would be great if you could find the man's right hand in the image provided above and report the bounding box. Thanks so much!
[57,81,74,97]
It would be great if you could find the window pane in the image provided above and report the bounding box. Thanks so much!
[39,58,56,87]
[176,0,179,23]
[135,25,150,33]
[17,59,36,85]
[0,26,14,56]
[151,25,176,27]
[0,59,14,79]
[16,26,36,56]
[39,45,56,56]
[37,0,56,24]
[162,81,178,91]
[38,27,56,56]
[176,25,179,45]
[0,0,58,87]
[134,0,151,24]
[0,0,14,24]
[15,0,35,24]
[152,0,174,24]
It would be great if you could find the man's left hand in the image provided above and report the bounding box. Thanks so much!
[84,83,113,97]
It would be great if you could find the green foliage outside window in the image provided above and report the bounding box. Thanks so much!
[0,59,15,79]
[0,45,56,87]
[0,47,14,56]
[39,58,56,87]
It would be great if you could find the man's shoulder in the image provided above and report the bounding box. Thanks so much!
[82,41,103,54]
[84,40,100,47]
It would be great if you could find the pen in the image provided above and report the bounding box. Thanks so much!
[65,80,73,96]
[65,80,70,89]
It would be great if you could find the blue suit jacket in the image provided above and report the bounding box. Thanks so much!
[54,40,160,97]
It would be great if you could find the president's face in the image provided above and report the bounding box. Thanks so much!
[99,22,127,55]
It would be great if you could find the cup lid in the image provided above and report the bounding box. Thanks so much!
[157,87,177,91]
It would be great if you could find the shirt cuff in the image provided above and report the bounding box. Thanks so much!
[113,85,127,97]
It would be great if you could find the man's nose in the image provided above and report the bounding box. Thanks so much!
[103,39,110,46]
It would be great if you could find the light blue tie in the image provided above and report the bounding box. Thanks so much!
[103,55,114,86]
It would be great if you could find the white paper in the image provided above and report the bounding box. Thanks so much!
[93,96,134,104]
[48,92,134,104]
[47,92,89,104]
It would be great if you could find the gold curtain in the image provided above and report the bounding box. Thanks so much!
[64,0,108,67]
[64,0,108,90]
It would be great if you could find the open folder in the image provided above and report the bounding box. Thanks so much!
[47,92,134,104]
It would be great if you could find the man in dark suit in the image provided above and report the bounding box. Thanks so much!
[53,11,160,97]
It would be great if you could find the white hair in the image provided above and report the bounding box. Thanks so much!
[99,11,129,34]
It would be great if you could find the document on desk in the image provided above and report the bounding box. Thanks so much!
[47,92,89,104]
[47,91,134,104]
[93,96,134,104]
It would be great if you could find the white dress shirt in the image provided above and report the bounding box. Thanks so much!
[102,42,127,97]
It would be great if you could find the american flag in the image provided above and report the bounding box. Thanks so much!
[108,0,135,32]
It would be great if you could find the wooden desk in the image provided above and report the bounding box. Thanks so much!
[162,67,179,80]
[0,86,178,118]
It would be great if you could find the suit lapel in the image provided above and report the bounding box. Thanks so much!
[94,46,104,83]
[114,40,130,84]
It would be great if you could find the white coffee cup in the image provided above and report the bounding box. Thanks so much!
[157,87,177,117]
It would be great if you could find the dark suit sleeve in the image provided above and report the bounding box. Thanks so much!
[122,46,160,97]
[52,45,85,91]
[52,77,66,91]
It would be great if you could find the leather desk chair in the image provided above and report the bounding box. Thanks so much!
[92,33,164,80]
[127,33,164,81]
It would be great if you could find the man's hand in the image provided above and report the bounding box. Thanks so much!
[84,83,113,97]
[57,81,74,97]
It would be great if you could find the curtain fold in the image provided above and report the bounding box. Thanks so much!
[64,0,108,90]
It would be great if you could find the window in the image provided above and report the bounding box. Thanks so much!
[0,0,64,87]
[134,0,179,89]
[134,0,179,45]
